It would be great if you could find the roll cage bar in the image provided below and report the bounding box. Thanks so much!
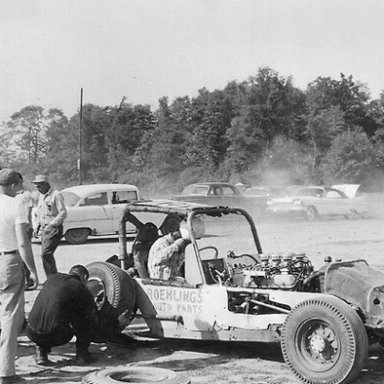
[118,201,263,277]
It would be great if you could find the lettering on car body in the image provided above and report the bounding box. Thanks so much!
[146,286,203,314]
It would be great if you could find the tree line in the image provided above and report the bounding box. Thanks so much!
[2,67,384,196]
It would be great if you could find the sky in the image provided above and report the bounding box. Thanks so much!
[1,0,384,123]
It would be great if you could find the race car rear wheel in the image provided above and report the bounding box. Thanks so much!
[305,206,317,221]
[82,366,190,384]
[281,296,368,384]
[86,262,136,317]
[65,228,90,244]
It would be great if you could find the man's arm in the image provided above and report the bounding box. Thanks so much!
[15,223,39,289]
[50,191,67,227]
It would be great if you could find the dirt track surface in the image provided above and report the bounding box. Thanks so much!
[18,214,384,383]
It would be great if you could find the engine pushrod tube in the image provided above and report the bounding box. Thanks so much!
[249,298,290,314]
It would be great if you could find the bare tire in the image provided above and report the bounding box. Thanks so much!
[305,206,317,221]
[281,296,368,384]
[160,214,182,235]
[86,262,135,317]
[82,366,191,384]
[65,228,90,244]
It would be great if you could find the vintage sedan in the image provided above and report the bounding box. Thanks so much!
[60,184,182,244]
[171,182,267,216]
[85,200,383,384]
[266,185,368,220]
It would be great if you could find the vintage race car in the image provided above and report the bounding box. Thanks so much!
[86,200,384,384]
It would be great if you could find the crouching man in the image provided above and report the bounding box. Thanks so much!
[26,265,99,365]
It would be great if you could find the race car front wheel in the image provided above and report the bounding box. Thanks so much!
[281,296,368,384]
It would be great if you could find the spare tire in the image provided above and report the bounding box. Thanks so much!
[86,262,136,318]
[82,366,190,384]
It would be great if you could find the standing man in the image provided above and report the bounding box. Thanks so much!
[0,168,39,383]
[32,175,67,278]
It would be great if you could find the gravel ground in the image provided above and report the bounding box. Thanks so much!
[16,213,384,383]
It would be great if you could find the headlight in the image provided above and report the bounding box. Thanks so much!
[267,200,274,206]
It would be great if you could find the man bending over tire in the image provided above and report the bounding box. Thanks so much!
[27,264,130,365]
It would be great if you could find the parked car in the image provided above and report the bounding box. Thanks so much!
[60,184,182,244]
[171,182,267,216]
[86,200,382,384]
[266,185,368,220]
[244,185,286,198]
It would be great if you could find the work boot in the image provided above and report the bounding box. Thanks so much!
[35,346,49,366]
[75,350,96,364]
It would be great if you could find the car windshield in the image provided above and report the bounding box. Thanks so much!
[191,211,260,267]
[182,185,208,195]
[61,191,81,207]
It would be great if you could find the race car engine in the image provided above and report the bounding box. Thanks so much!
[229,252,315,291]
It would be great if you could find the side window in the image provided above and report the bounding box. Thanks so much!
[80,192,108,206]
[112,190,138,204]
[222,187,235,195]
[326,191,342,198]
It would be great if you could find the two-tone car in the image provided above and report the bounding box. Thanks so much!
[60,184,182,244]
[266,185,368,221]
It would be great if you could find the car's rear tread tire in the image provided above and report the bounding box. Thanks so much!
[87,261,135,316]
[82,366,191,384]
[65,228,90,244]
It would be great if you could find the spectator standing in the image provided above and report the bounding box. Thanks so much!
[32,175,67,278]
[27,265,97,365]
[0,169,39,383]
[15,180,34,290]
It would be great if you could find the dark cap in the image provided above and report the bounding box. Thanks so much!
[0,168,22,186]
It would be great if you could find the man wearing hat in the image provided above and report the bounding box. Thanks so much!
[32,175,67,278]
[0,169,39,383]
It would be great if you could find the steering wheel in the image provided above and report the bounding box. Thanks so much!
[207,261,226,284]
[198,246,219,259]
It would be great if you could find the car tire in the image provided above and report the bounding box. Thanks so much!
[281,296,368,384]
[65,228,90,244]
[82,366,191,384]
[305,206,317,221]
[86,262,136,317]
[345,209,359,220]
[160,214,182,235]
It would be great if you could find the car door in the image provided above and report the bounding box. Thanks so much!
[75,192,113,234]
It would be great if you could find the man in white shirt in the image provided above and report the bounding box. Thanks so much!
[32,175,67,278]
[0,169,39,384]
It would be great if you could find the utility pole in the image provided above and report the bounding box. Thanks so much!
[78,88,83,185]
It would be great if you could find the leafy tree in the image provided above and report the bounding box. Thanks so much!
[306,74,376,136]
[306,106,345,172]
[322,129,376,183]
[186,89,234,168]
[147,96,192,178]
[226,67,306,172]
[7,105,48,163]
